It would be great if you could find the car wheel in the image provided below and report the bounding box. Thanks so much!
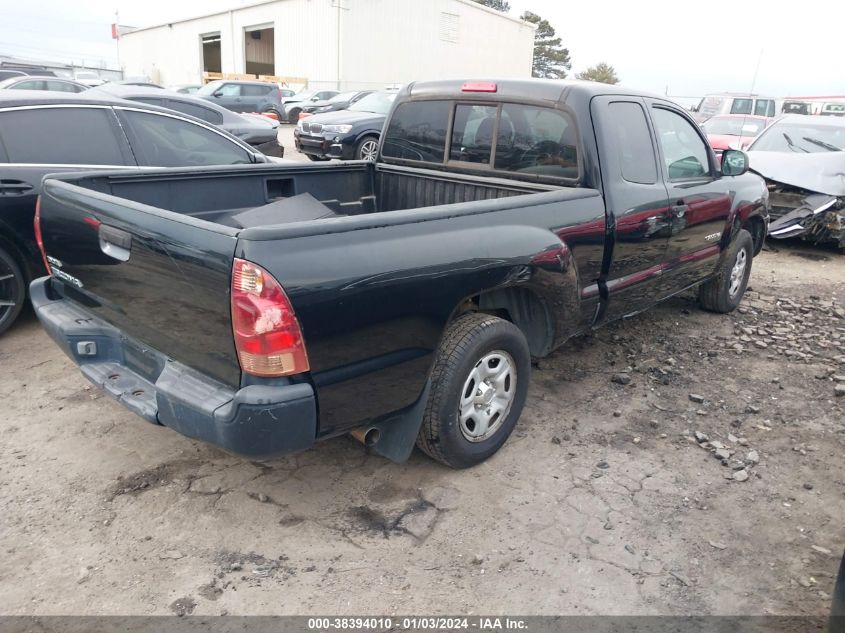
[416,312,530,469]
[262,107,283,121]
[286,107,301,123]
[0,246,26,335]
[698,229,753,313]
[355,136,379,161]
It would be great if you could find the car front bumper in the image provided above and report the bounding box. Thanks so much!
[30,277,317,458]
[293,130,351,159]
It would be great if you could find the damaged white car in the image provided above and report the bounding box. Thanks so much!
[747,114,845,248]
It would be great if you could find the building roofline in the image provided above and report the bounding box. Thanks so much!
[120,0,537,37]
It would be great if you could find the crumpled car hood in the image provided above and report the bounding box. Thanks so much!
[748,151,845,195]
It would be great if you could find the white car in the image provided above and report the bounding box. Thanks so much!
[73,71,106,87]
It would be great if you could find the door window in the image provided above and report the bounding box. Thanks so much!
[120,110,252,166]
[14,79,47,91]
[164,99,224,124]
[608,101,657,184]
[652,107,710,179]
[730,99,753,114]
[218,84,241,97]
[241,85,270,97]
[46,80,82,93]
[754,99,772,116]
[0,107,127,165]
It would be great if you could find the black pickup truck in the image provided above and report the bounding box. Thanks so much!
[31,79,769,468]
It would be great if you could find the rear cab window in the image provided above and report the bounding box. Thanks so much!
[382,98,579,183]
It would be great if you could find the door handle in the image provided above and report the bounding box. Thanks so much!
[0,179,34,195]
[671,203,688,218]
[99,225,132,262]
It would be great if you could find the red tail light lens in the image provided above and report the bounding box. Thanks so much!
[231,258,309,377]
[33,196,51,275]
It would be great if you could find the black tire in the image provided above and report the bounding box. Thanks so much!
[354,135,379,161]
[263,107,283,121]
[0,246,26,335]
[286,107,301,123]
[698,228,754,313]
[417,312,531,469]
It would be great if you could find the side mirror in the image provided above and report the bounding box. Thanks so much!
[721,149,749,177]
[311,97,319,101]
[212,90,223,97]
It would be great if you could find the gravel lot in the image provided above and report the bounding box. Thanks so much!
[1,133,843,616]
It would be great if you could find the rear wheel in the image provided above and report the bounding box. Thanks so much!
[416,312,530,469]
[286,107,302,123]
[355,136,379,161]
[698,229,753,313]
[0,246,25,335]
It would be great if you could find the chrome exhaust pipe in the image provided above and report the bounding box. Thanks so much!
[350,426,381,447]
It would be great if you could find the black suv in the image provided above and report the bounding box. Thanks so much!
[0,91,273,334]
[195,80,286,120]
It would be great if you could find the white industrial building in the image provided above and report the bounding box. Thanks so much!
[117,0,535,90]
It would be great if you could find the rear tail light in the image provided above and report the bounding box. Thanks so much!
[461,81,497,93]
[33,196,51,275]
[231,258,309,377]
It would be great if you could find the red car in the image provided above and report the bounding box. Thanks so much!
[702,114,771,157]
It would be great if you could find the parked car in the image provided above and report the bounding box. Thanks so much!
[0,76,87,93]
[821,103,845,117]
[282,89,341,121]
[31,79,768,468]
[0,91,277,335]
[108,79,165,89]
[298,90,373,118]
[701,114,771,157]
[195,80,286,120]
[170,84,202,94]
[294,91,396,161]
[91,84,285,157]
[73,71,106,87]
[692,93,777,123]
[747,114,845,247]
[0,66,57,79]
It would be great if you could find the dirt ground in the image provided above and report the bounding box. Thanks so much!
[1,132,843,616]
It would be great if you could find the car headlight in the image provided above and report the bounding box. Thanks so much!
[296,119,306,130]
[322,124,352,133]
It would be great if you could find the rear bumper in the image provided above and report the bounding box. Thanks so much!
[30,277,317,458]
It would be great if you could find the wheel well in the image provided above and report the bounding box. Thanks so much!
[744,215,766,255]
[464,287,554,358]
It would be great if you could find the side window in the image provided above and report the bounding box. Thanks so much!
[651,107,710,180]
[494,104,578,179]
[450,104,497,163]
[730,99,753,115]
[132,97,167,108]
[0,107,127,165]
[754,99,771,116]
[15,79,46,90]
[608,101,657,184]
[163,99,224,124]
[381,101,450,162]
[120,110,251,167]
[47,81,81,93]
[241,85,269,97]
[218,84,241,97]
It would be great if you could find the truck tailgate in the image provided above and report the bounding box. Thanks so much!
[37,178,241,387]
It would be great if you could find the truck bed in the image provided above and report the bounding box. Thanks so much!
[68,161,558,231]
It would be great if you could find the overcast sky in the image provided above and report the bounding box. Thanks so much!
[1,0,843,99]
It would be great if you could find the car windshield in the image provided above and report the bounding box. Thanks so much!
[328,91,358,103]
[348,92,396,114]
[292,90,317,100]
[703,117,767,137]
[195,81,224,95]
[751,121,845,152]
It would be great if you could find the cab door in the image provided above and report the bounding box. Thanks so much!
[647,101,732,294]
[590,96,670,321]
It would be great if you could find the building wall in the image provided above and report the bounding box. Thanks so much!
[118,0,533,89]
[119,0,340,88]
[339,0,535,90]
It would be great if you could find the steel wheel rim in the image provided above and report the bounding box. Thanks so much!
[729,248,747,297]
[360,140,378,161]
[458,350,516,443]
[0,258,20,325]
